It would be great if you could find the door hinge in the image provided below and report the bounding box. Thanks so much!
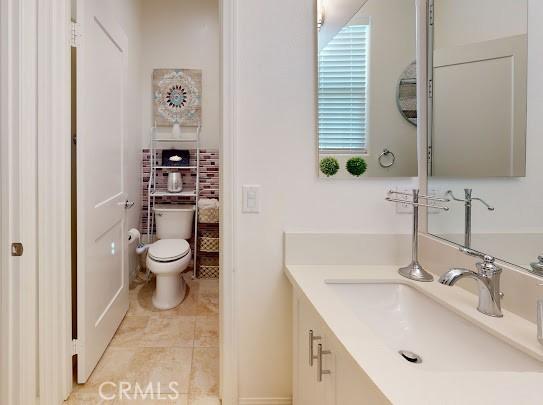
[428,79,433,99]
[71,22,80,48]
[11,242,23,256]
[428,0,434,25]
[72,339,81,355]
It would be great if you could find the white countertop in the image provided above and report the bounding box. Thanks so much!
[285,265,543,405]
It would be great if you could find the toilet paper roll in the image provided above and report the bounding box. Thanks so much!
[128,228,141,245]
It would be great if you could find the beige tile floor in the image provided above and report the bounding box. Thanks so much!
[66,273,220,405]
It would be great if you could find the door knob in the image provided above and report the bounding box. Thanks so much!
[119,200,135,209]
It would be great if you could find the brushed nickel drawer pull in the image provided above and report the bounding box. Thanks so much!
[317,343,331,382]
[309,330,321,366]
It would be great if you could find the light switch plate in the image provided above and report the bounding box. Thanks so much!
[242,185,261,213]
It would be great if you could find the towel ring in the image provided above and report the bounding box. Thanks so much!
[378,149,395,168]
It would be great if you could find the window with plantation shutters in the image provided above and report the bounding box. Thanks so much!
[318,24,369,154]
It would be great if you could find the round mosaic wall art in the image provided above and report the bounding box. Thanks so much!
[153,69,202,127]
[166,85,188,109]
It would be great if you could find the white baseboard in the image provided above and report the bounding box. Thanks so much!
[239,398,292,405]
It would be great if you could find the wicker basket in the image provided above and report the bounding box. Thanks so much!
[200,236,220,252]
[199,206,219,223]
[199,256,219,278]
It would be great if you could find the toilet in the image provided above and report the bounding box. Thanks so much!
[146,204,195,309]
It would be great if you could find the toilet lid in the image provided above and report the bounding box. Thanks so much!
[148,239,190,262]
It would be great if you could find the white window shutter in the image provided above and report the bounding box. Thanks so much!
[318,24,369,153]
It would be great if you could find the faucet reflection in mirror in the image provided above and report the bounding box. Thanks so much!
[385,190,449,282]
[444,189,494,249]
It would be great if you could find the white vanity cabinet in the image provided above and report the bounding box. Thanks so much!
[293,293,390,405]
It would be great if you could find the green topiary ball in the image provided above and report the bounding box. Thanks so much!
[320,157,340,177]
[346,157,367,177]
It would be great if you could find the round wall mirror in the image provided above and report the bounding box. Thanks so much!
[397,61,417,126]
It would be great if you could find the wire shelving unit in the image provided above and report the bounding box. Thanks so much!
[146,125,201,279]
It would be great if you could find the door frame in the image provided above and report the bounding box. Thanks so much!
[2,0,239,403]
[219,0,239,403]
[0,0,40,404]
[36,0,73,403]
[36,0,72,404]
[1,0,72,403]
[1,0,73,404]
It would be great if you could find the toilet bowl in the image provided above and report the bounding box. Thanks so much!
[146,204,195,310]
[146,239,191,309]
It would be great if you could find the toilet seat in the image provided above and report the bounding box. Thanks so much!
[148,239,190,263]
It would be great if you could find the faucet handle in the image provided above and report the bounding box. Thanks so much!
[460,247,501,274]
[459,247,493,261]
[482,255,496,264]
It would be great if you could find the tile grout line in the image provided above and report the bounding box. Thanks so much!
[187,277,200,399]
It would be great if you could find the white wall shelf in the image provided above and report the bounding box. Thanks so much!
[150,190,197,197]
[153,165,197,170]
[152,138,198,143]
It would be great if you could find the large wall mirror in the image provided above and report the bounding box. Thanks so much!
[427,1,543,275]
[428,0,528,177]
[317,0,418,178]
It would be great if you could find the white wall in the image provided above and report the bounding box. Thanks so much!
[140,0,220,149]
[427,0,541,268]
[234,0,417,400]
[434,0,527,49]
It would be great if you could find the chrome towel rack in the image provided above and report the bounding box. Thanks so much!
[385,189,449,282]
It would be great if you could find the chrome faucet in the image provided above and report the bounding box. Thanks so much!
[531,256,543,276]
[438,247,504,317]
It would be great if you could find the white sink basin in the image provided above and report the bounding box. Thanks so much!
[326,281,543,372]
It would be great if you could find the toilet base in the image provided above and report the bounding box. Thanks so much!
[152,273,187,310]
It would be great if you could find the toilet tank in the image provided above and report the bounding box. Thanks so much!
[154,204,195,240]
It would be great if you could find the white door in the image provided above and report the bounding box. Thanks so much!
[76,0,129,383]
[432,35,527,177]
